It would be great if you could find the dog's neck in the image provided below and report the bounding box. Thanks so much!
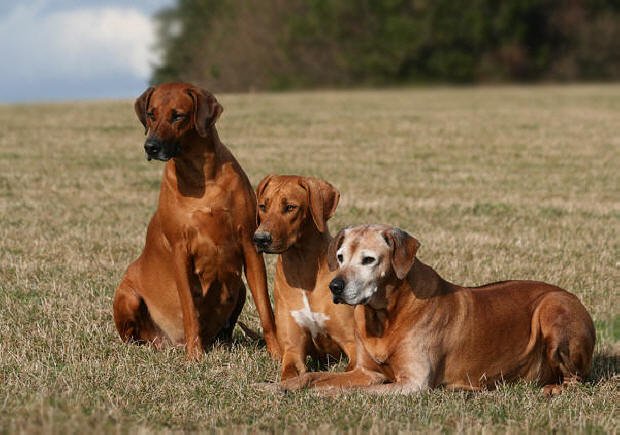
[280,223,331,291]
[362,259,450,337]
[165,128,220,197]
[407,259,451,300]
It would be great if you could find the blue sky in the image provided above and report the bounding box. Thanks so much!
[0,0,174,103]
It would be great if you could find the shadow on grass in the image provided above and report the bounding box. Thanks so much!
[230,326,352,370]
[225,325,268,350]
[590,347,619,383]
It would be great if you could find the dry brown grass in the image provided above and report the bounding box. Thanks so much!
[0,85,618,433]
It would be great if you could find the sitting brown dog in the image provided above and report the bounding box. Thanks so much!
[282,224,595,395]
[253,175,356,380]
[113,83,279,360]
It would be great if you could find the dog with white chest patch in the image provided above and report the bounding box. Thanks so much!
[282,224,595,396]
[253,175,356,380]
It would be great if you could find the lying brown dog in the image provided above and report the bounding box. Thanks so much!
[282,224,595,395]
[113,83,279,360]
[253,175,356,379]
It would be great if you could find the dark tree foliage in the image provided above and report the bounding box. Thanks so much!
[152,0,620,91]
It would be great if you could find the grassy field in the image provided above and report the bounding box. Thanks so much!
[0,85,618,433]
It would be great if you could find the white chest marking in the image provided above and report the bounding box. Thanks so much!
[290,293,329,339]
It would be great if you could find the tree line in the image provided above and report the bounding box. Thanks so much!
[152,0,620,91]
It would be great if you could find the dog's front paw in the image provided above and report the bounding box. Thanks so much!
[280,373,314,392]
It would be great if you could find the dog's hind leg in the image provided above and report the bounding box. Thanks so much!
[113,276,165,348]
[537,292,596,397]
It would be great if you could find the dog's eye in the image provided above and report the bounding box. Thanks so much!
[146,111,155,121]
[285,204,297,212]
[361,256,375,265]
[258,204,266,212]
[337,254,343,263]
[172,113,187,122]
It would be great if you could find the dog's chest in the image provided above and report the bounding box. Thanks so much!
[290,292,330,339]
[188,207,243,282]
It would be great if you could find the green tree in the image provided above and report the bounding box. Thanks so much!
[151,0,620,90]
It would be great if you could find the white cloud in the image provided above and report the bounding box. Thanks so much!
[47,8,156,78]
[0,2,160,101]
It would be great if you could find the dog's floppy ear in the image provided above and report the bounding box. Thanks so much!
[187,87,223,137]
[256,174,274,200]
[382,227,420,280]
[300,177,340,233]
[327,227,347,271]
[255,174,274,226]
[134,86,155,134]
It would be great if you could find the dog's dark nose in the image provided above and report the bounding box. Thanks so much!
[253,231,272,247]
[329,277,345,295]
[144,141,161,155]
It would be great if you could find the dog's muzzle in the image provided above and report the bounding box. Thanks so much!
[253,231,272,253]
[144,139,180,161]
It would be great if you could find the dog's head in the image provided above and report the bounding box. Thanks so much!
[253,175,340,253]
[327,224,420,306]
[134,83,223,161]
